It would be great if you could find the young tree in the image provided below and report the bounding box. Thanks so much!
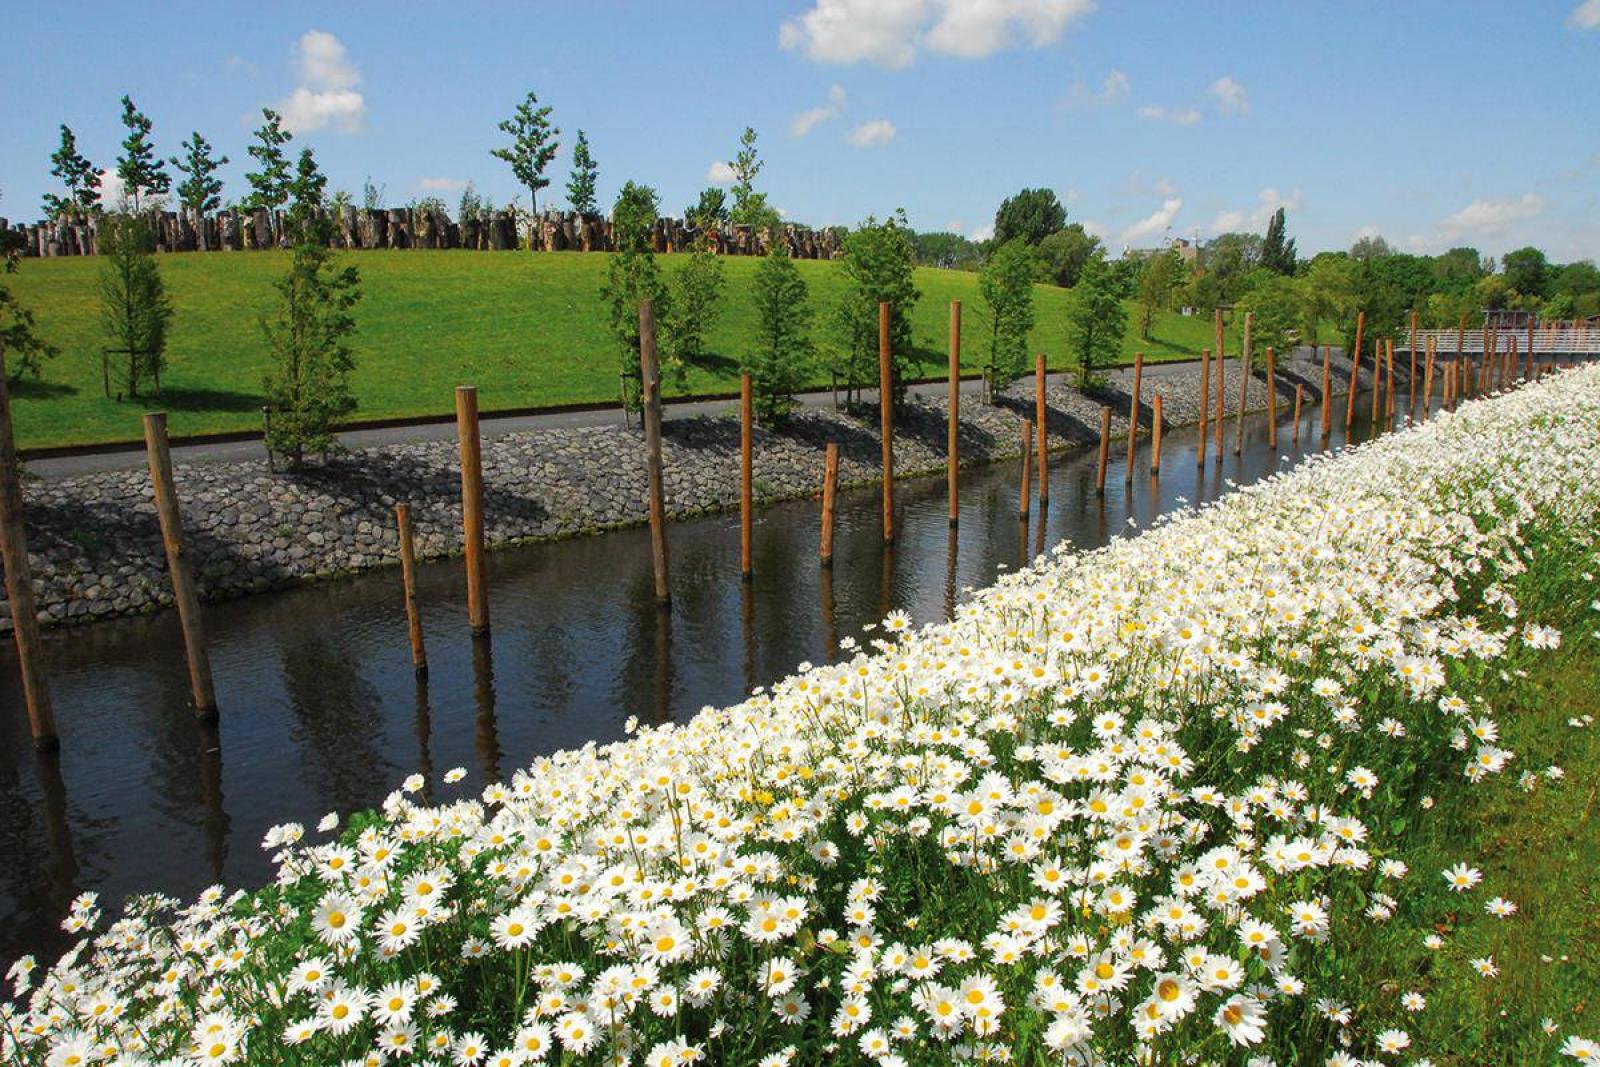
[45,125,100,219]
[993,188,1067,247]
[1036,224,1101,287]
[457,182,483,225]
[728,127,779,232]
[261,149,362,466]
[491,91,560,215]
[1134,248,1181,339]
[1238,273,1302,360]
[169,131,228,223]
[600,181,669,406]
[98,213,173,397]
[1259,207,1297,275]
[1,284,59,380]
[685,187,729,229]
[1300,254,1356,345]
[566,130,598,216]
[830,211,921,406]
[114,95,170,212]
[1501,246,1550,300]
[749,245,812,422]
[977,238,1038,393]
[1068,255,1127,387]
[664,239,724,375]
[245,108,294,215]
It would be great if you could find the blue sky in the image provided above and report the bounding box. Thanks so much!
[3,1,1597,260]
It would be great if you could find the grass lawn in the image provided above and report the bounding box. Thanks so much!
[6,251,1246,450]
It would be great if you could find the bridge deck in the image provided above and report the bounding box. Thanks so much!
[1399,326,1600,355]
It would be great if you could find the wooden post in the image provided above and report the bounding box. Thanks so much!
[1346,311,1366,430]
[1293,383,1303,444]
[639,301,671,604]
[1035,353,1048,506]
[1456,313,1467,368]
[1320,346,1333,440]
[1018,419,1032,519]
[143,412,217,716]
[1384,339,1395,420]
[1408,310,1418,421]
[455,386,490,634]
[1527,317,1535,379]
[395,503,427,676]
[1422,337,1436,417]
[1213,314,1226,460]
[1125,352,1143,481]
[820,441,838,567]
[1095,405,1111,496]
[1234,313,1251,456]
[739,372,753,581]
[1265,345,1277,449]
[0,346,57,749]
[947,301,960,527]
[1368,339,1382,426]
[878,301,894,544]
[1150,393,1164,475]
[1197,348,1210,468]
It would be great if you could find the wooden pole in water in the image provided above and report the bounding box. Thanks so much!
[1019,418,1032,519]
[1346,311,1366,430]
[820,441,838,567]
[1384,339,1395,421]
[1265,345,1277,449]
[739,372,753,581]
[1408,310,1418,421]
[143,412,217,716]
[1320,346,1333,440]
[1035,352,1048,506]
[1214,315,1226,461]
[395,503,427,676]
[455,386,490,634]
[1422,337,1436,417]
[1095,405,1111,496]
[639,301,671,605]
[1197,348,1210,468]
[1456,313,1467,368]
[1150,393,1164,475]
[878,301,894,544]
[1125,352,1143,481]
[1234,312,1251,456]
[1293,383,1303,444]
[0,346,56,750]
[947,301,960,527]
[1368,338,1382,426]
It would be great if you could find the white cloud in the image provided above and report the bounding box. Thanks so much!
[946,220,964,233]
[779,0,1094,68]
[706,161,738,184]
[1080,218,1110,241]
[1120,197,1183,245]
[791,84,847,137]
[1209,75,1250,115]
[95,169,127,211]
[969,221,996,241]
[1138,105,1202,126]
[279,30,365,133]
[1207,187,1302,234]
[1064,68,1128,108]
[1153,177,1178,196]
[846,118,897,147]
[1438,193,1545,237]
[1208,210,1246,232]
[1352,223,1383,241]
[1569,0,1600,28]
[418,177,468,192]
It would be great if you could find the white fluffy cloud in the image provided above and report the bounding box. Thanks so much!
[1138,105,1202,126]
[779,0,1094,68]
[418,177,468,192]
[95,169,127,211]
[1120,197,1183,245]
[1064,68,1129,108]
[791,84,847,137]
[1569,0,1600,28]
[279,30,365,134]
[846,119,897,147]
[706,160,738,184]
[969,221,996,241]
[1208,75,1249,115]
[1438,193,1545,237]
[1207,187,1302,234]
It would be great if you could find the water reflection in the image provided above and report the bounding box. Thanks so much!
[1,393,1411,965]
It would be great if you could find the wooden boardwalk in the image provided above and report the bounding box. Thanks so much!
[1401,323,1600,356]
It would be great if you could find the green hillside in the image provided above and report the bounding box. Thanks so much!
[6,250,1239,450]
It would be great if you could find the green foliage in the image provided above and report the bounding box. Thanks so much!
[97,214,172,397]
[169,131,228,216]
[361,176,384,213]
[1349,233,1392,261]
[0,280,58,380]
[1501,246,1550,300]
[491,91,560,214]
[1237,272,1301,360]
[1432,246,1486,294]
[1259,207,1297,274]
[829,211,921,406]
[114,95,169,211]
[992,187,1066,246]
[748,246,812,422]
[977,238,1038,391]
[1068,255,1127,387]
[727,127,779,232]
[1134,248,1181,340]
[663,245,724,375]
[245,109,294,214]
[1300,255,1357,344]
[1035,224,1101,287]
[601,182,669,404]
[457,183,483,225]
[565,130,598,216]
[685,187,728,229]
[910,230,982,271]
[46,124,100,219]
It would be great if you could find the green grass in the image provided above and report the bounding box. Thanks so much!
[6,251,1236,450]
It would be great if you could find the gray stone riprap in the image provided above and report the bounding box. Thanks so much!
[0,348,1387,633]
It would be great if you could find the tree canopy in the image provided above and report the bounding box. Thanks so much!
[993,188,1067,247]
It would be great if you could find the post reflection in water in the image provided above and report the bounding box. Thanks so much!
[0,395,1405,963]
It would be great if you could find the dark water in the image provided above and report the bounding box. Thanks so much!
[0,396,1405,966]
